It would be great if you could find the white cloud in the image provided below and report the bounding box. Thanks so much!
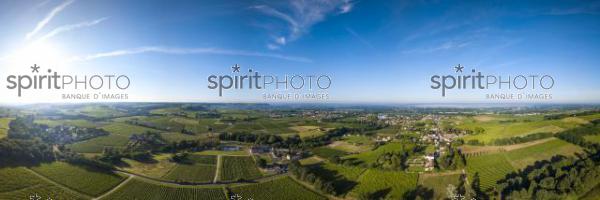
[36,17,108,42]
[25,0,75,40]
[252,0,353,48]
[69,46,312,63]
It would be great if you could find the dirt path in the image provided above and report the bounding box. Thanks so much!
[213,155,222,183]
[24,168,94,199]
[94,175,133,200]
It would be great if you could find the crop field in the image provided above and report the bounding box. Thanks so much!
[458,115,584,144]
[311,162,366,195]
[0,167,86,200]
[229,177,327,200]
[100,122,160,136]
[104,178,226,200]
[163,155,217,183]
[350,169,418,199]
[504,138,582,169]
[68,134,129,153]
[219,156,262,181]
[76,105,126,118]
[29,162,126,196]
[466,154,514,190]
[418,173,461,200]
[120,154,177,179]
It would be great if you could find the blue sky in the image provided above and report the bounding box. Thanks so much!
[0,0,599,104]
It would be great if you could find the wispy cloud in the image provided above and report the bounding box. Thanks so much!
[69,46,312,63]
[25,0,75,40]
[252,0,354,49]
[36,17,108,42]
[402,40,470,54]
[346,27,374,50]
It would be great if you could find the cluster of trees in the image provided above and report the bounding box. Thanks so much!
[369,144,425,170]
[491,132,553,146]
[218,132,300,148]
[161,139,220,153]
[556,120,600,150]
[127,132,166,151]
[497,153,600,199]
[0,138,54,164]
[288,161,337,196]
[435,146,466,170]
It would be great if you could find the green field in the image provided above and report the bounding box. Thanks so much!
[504,138,582,169]
[230,177,327,200]
[459,115,585,144]
[119,154,176,178]
[311,162,366,195]
[34,119,98,128]
[345,142,414,165]
[163,155,217,183]
[0,167,86,200]
[419,173,461,200]
[350,169,418,199]
[0,117,13,138]
[104,178,226,200]
[68,122,161,153]
[584,134,600,143]
[29,162,126,196]
[0,167,84,199]
[219,156,262,181]
[466,154,514,190]
[312,146,347,159]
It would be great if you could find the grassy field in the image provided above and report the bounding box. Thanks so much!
[0,167,85,200]
[229,176,327,200]
[350,169,418,199]
[219,156,262,181]
[418,173,461,200]
[584,134,600,143]
[104,178,226,200]
[0,117,11,138]
[29,162,126,196]
[196,150,248,156]
[466,154,514,190]
[163,155,217,183]
[328,141,371,153]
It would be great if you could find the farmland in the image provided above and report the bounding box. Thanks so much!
[163,155,217,183]
[219,156,262,181]
[466,154,515,190]
[0,167,86,200]
[350,169,418,199]
[29,162,126,196]
[229,177,327,200]
[0,103,599,200]
[104,178,226,200]
[0,117,11,138]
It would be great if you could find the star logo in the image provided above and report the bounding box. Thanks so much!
[31,64,40,73]
[454,64,464,73]
[232,64,240,73]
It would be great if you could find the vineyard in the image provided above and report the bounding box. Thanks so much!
[350,169,418,199]
[29,162,126,196]
[220,156,262,181]
[504,138,582,169]
[104,178,226,200]
[466,154,515,190]
[163,155,217,183]
[229,177,327,200]
[0,167,85,200]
